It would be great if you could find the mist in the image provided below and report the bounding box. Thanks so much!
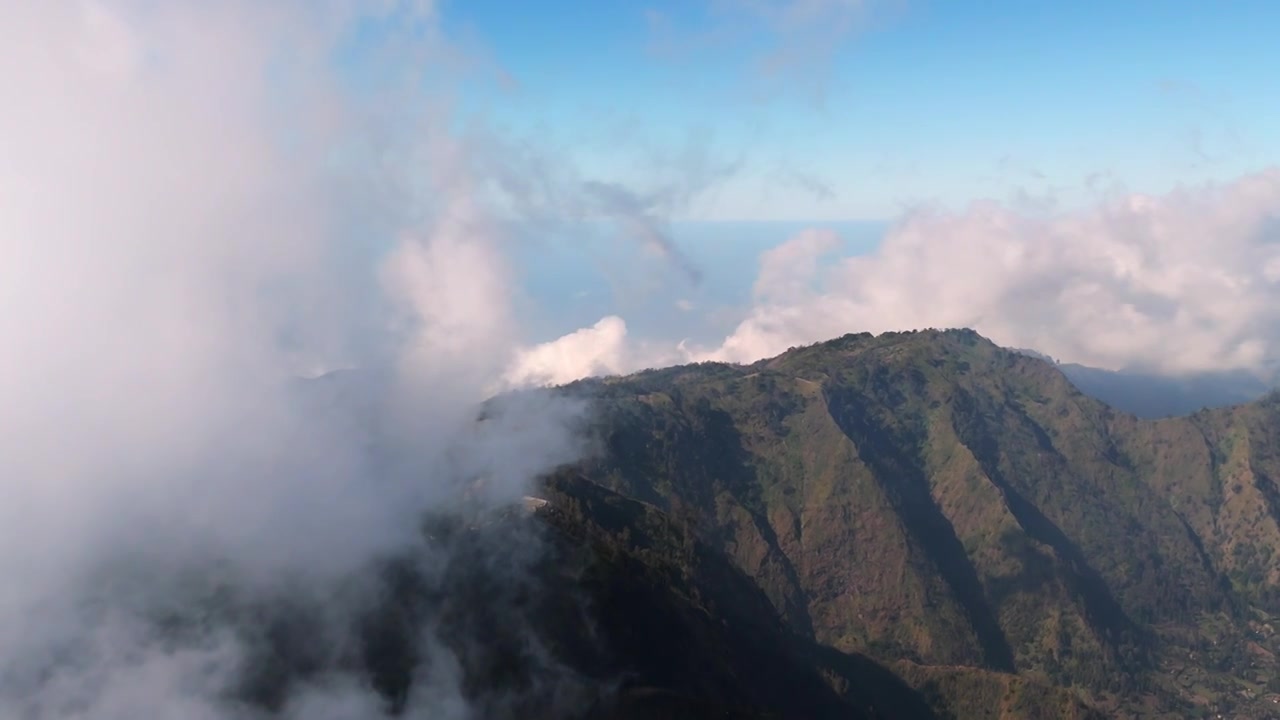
[0,1,598,717]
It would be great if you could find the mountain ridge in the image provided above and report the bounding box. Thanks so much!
[547,328,1280,717]
[286,330,1280,717]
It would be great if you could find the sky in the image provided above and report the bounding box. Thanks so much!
[440,0,1280,221]
[390,0,1280,383]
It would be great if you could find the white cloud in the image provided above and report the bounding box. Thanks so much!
[503,316,633,387]
[698,169,1280,374]
[0,1,588,716]
[751,228,842,304]
[502,316,697,389]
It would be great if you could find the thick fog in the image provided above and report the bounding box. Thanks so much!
[0,2,594,717]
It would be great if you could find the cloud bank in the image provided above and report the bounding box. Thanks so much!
[514,169,1280,384]
[710,170,1280,375]
[0,1,593,717]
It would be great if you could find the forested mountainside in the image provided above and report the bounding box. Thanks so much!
[188,476,1042,719]
[272,330,1280,718]
[546,329,1280,718]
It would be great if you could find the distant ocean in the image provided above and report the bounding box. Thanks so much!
[512,220,888,347]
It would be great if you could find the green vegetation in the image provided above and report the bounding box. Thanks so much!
[544,328,1280,718]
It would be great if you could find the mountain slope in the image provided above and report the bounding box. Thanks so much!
[553,329,1280,717]
[537,474,1099,720]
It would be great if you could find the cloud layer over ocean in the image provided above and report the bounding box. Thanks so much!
[514,170,1280,382]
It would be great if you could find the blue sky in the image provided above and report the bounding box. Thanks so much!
[331,1,1280,355]
[513,219,885,344]
[436,0,1280,222]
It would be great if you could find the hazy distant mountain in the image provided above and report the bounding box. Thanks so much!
[1011,348,1275,418]
[1057,363,1273,419]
